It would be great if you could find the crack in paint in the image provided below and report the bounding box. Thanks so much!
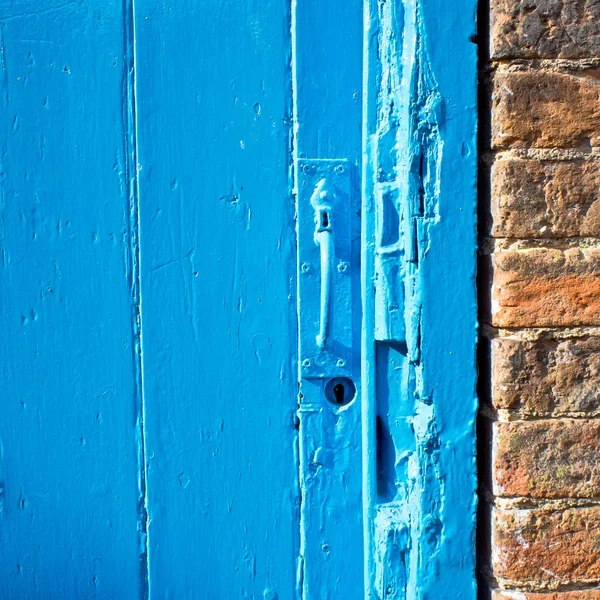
[122,0,150,596]
[370,1,447,598]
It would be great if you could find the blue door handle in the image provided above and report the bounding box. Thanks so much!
[299,160,353,379]
[311,179,335,349]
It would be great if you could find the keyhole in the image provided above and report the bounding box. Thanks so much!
[322,211,329,228]
[325,377,356,407]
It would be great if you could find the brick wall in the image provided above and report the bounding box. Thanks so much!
[484,1,600,597]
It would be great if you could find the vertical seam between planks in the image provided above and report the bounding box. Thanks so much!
[290,1,304,597]
[361,0,377,595]
[123,0,150,596]
[476,0,493,594]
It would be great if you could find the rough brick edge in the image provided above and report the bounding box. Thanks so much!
[480,3,600,598]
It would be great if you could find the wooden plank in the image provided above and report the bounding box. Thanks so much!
[0,0,145,596]
[362,0,479,597]
[292,1,365,597]
[133,2,298,597]
[293,0,364,164]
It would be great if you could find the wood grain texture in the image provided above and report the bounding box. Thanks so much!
[0,0,144,596]
[134,1,298,597]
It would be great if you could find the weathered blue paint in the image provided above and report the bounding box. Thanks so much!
[0,0,144,596]
[297,159,358,380]
[295,159,363,598]
[1,0,477,597]
[293,1,365,597]
[362,0,478,598]
[134,1,298,598]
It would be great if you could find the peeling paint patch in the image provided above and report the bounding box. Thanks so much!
[364,0,478,596]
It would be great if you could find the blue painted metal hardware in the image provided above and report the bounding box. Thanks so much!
[298,159,357,380]
[311,177,335,350]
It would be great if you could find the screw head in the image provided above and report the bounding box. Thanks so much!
[302,359,311,367]
[336,359,345,368]
[337,261,348,273]
[335,164,344,173]
[301,262,310,273]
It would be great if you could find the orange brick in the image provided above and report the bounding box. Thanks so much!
[492,71,600,150]
[491,0,600,59]
[492,248,600,327]
[494,420,600,498]
[492,336,600,417]
[493,590,600,600]
[493,506,600,585]
[491,159,600,238]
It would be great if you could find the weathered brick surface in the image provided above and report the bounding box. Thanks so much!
[492,248,600,327]
[491,159,600,238]
[492,336,600,417]
[487,1,600,593]
[492,71,600,149]
[491,0,600,59]
[494,420,600,498]
[493,591,600,600]
[493,506,600,585]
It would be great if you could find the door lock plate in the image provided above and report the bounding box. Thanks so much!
[298,159,357,379]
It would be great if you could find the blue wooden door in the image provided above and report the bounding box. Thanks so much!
[0,0,477,598]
